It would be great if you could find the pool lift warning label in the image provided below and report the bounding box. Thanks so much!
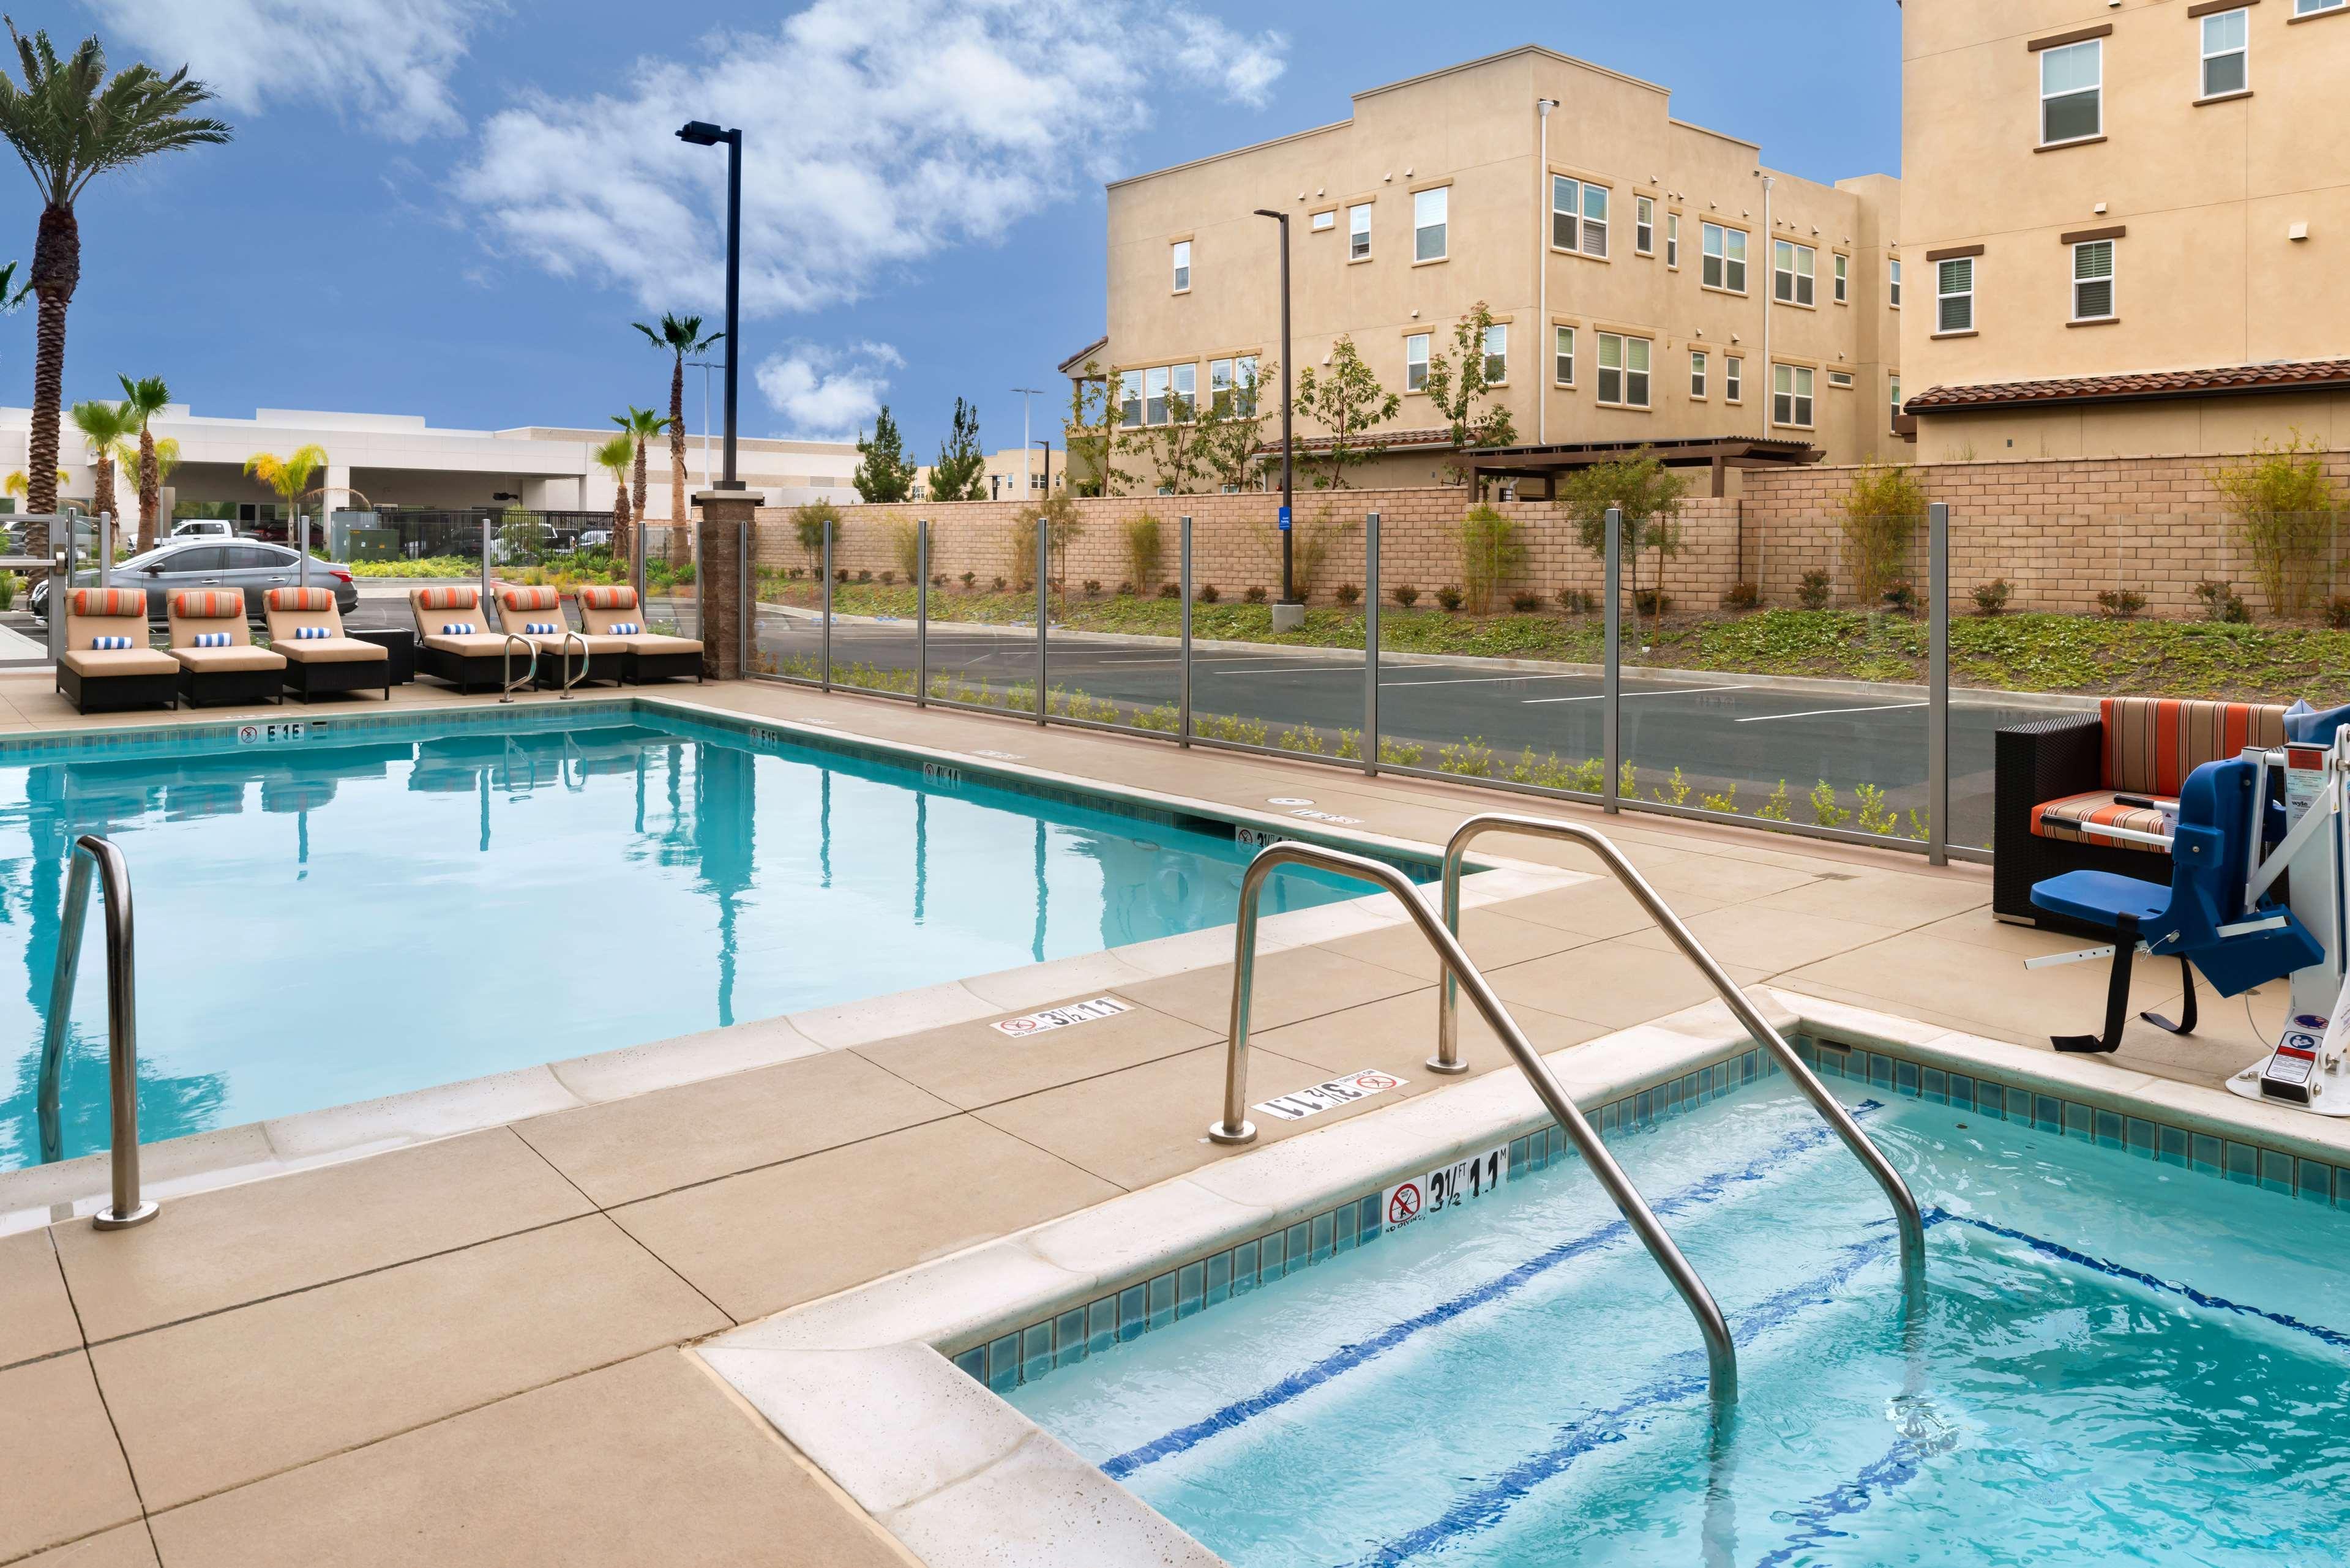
[1383,1144,1508,1231]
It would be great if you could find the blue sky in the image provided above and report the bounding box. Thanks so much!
[3,1,1899,460]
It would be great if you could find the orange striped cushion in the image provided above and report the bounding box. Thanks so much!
[171,589,244,620]
[500,585,559,611]
[266,586,334,612]
[417,585,477,611]
[69,587,144,619]
[2030,791,2173,853]
[579,584,637,611]
[2100,698,2286,795]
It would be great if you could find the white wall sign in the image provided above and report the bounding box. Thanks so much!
[1382,1144,1508,1231]
[1253,1068,1406,1123]
[990,996,1132,1037]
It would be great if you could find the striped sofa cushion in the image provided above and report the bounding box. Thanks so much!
[192,632,232,648]
[173,589,244,620]
[580,584,638,611]
[2030,791,2173,854]
[500,585,560,611]
[69,587,144,619]
[266,586,334,613]
[2100,698,2286,796]
[88,635,134,651]
[417,585,477,611]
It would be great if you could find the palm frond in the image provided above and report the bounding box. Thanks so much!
[68,397,133,449]
[0,259,24,313]
[116,372,168,424]
[244,443,326,501]
[592,434,635,477]
[0,23,231,206]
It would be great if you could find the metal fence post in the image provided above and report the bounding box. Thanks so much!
[1602,507,1622,813]
[738,518,751,679]
[1035,516,1049,725]
[1928,502,1950,866]
[821,519,834,692]
[479,513,493,613]
[1178,515,1193,746]
[95,512,111,589]
[1364,511,1380,777]
[916,518,929,707]
[632,509,647,620]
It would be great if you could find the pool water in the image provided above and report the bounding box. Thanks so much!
[0,709,1385,1169]
[1010,1084,2350,1566]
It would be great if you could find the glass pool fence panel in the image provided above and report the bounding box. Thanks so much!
[1173,504,1368,764]
[635,526,694,641]
[1040,507,1181,736]
[918,512,1036,715]
[820,511,923,700]
[747,512,831,681]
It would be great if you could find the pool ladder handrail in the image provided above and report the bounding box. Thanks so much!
[1434,812,1928,1304]
[497,632,538,703]
[34,834,157,1230]
[1209,840,1738,1412]
[553,629,590,699]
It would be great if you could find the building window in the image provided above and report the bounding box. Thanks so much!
[1309,209,1335,232]
[1773,364,1814,428]
[2040,38,2102,144]
[1118,370,1142,428]
[1889,258,1903,307]
[1937,256,1974,333]
[1890,374,1903,432]
[2294,0,2343,16]
[1666,213,1680,268]
[1233,354,1259,416]
[1774,241,1816,305]
[1405,332,1431,390]
[1636,196,1655,255]
[1170,362,1197,419]
[1827,370,1855,389]
[1701,222,1747,292]
[1483,323,1508,384]
[1833,253,1849,304]
[1554,326,1575,386]
[1725,355,1743,403]
[1596,333,1650,408]
[1144,365,1170,425]
[1690,350,1708,400]
[1349,202,1372,260]
[1552,176,1608,258]
[1208,358,1233,414]
[1171,241,1191,293]
[2072,238,2116,321]
[1414,187,1447,262]
[2202,9,2249,98]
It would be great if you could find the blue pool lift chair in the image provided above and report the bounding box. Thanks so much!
[2029,756,2322,1055]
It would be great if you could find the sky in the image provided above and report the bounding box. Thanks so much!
[0,1,1901,463]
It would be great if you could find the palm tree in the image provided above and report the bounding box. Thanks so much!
[611,406,672,564]
[69,398,134,525]
[633,313,722,564]
[115,374,169,550]
[0,25,229,527]
[593,434,635,555]
[244,445,327,549]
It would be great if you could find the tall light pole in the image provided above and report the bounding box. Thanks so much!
[1252,207,1295,610]
[676,120,744,489]
[1012,386,1043,499]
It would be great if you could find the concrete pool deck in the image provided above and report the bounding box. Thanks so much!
[0,670,2310,1567]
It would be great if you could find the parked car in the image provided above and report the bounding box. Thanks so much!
[170,518,238,540]
[574,528,612,551]
[30,540,357,625]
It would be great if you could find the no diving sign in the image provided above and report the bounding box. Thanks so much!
[990,996,1132,1038]
[1253,1069,1405,1123]
[1383,1144,1507,1233]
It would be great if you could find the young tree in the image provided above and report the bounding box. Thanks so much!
[928,397,986,501]
[116,373,168,550]
[593,435,635,547]
[1560,449,1692,637]
[1292,335,1399,490]
[1061,362,1131,498]
[1838,461,1928,610]
[69,397,133,525]
[0,25,230,524]
[244,444,327,548]
[612,405,672,562]
[854,405,918,502]
[791,498,840,575]
[1139,387,1205,495]
[632,312,721,562]
[2213,433,2341,618]
[1195,359,1273,492]
[1420,301,1519,485]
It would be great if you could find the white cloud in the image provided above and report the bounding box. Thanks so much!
[756,341,904,439]
[86,0,499,140]
[452,0,1287,317]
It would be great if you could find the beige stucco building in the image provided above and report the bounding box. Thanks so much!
[1074,45,1908,497]
[1899,0,2350,457]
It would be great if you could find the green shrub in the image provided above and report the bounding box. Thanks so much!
[1972,579,2011,616]
[2212,433,2341,618]
[1122,512,1164,590]
[1456,504,1526,614]
[2196,578,2251,623]
[2094,588,2146,619]
[1393,583,1421,608]
[1838,461,1925,607]
[1797,569,1833,610]
[1435,584,1464,611]
[1719,581,1759,610]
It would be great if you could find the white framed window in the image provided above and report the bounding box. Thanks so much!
[1554,326,1575,386]
[1890,374,1903,432]
[1636,196,1655,255]
[1169,362,1197,420]
[1889,258,1903,307]
[1143,365,1170,425]
[1690,350,1708,400]
[2072,238,2116,321]
[1208,357,1234,416]
[1413,187,1447,262]
[1596,333,1650,408]
[1171,241,1191,293]
[1725,356,1743,403]
[1701,223,1747,292]
[1349,202,1372,260]
[1405,332,1431,390]
[1118,370,1142,428]
[1665,213,1680,268]
[1774,240,1816,305]
[1773,364,1814,428]
[1309,209,1335,232]
[1833,253,1849,304]
[1483,323,1508,384]
[2202,9,2249,98]
[2040,39,2102,145]
[1937,256,1975,333]
[1551,176,1609,257]
[1233,354,1259,417]
[2294,0,2343,16]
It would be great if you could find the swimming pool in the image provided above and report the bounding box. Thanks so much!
[1009,1058,2350,1564]
[0,704,1415,1170]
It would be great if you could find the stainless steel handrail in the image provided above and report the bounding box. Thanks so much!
[498,631,538,703]
[35,834,158,1230]
[1210,840,1737,1411]
[556,629,589,698]
[1435,812,1928,1302]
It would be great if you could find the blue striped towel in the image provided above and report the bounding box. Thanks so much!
[193,632,231,648]
[525,621,559,634]
[440,622,476,635]
[90,635,132,651]
[294,626,329,640]
[609,621,642,635]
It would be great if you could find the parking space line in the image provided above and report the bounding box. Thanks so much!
[1522,684,1753,705]
[1735,701,1926,724]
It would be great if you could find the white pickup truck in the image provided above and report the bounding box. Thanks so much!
[170,518,237,540]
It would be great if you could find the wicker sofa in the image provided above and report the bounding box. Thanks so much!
[1994,696,2286,931]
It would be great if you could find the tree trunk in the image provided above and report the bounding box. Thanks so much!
[667,357,689,567]
[613,485,631,556]
[137,429,159,553]
[91,455,116,533]
[631,439,649,566]
[26,203,80,536]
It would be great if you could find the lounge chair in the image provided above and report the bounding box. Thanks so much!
[166,589,287,707]
[575,584,703,684]
[410,585,534,694]
[263,586,391,703]
[56,587,178,714]
[492,585,623,691]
